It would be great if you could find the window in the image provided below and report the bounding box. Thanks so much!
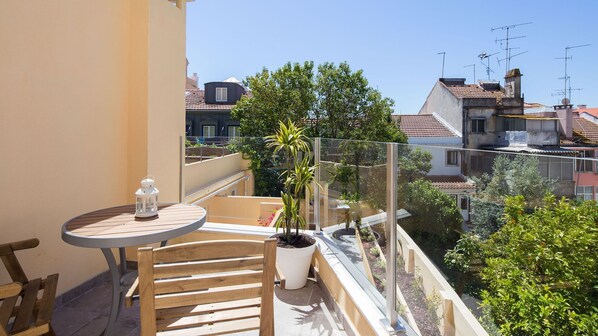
[576,186,593,200]
[215,87,228,102]
[539,156,574,180]
[472,119,486,133]
[228,125,240,138]
[576,150,594,172]
[460,195,469,210]
[446,150,459,166]
[202,125,215,138]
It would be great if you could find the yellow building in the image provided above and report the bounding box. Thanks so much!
[1,0,187,293]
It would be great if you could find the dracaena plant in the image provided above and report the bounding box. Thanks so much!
[266,120,318,244]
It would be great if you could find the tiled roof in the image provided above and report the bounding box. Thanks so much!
[426,175,475,191]
[573,118,598,144]
[396,115,458,137]
[441,82,505,99]
[185,88,236,110]
[575,107,598,119]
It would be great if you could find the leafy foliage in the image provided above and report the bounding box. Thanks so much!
[471,154,553,237]
[481,195,598,335]
[232,61,406,143]
[267,121,317,244]
[399,179,462,239]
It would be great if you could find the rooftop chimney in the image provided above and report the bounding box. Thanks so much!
[192,73,199,86]
[439,78,466,86]
[504,68,522,99]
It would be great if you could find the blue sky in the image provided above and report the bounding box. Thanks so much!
[186,1,597,115]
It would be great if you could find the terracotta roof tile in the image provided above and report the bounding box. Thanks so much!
[441,82,505,99]
[185,88,236,110]
[575,107,598,119]
[426,175,475,190]
[395,115,458,137]
[573,118,598,144]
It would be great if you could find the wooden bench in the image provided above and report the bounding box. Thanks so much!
[131,239,280,336]
[0,239,59,336]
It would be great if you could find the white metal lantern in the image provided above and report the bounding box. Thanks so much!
[135,178,159,218]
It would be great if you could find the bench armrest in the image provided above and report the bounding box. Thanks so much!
[0,282,22,299]
[124,277,139,308]
[275,264,286,290]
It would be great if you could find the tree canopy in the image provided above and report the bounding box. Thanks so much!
[231,61,406,143]
[481,195,598,335]
[471,154,553,237]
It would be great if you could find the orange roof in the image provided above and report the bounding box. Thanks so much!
[185,88,237,110]
[426,175,475,191]
[573,118,598,144]
[396,115,458,138]
[441,82,505,99]
[575,107,598,119]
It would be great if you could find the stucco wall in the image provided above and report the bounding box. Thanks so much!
[419,82,463,134]
[0,0,187,294]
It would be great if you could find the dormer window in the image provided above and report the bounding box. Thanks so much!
[216,87,228,102]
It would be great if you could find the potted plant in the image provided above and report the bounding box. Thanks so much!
[266,120,318,290]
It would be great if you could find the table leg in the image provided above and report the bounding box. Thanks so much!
[101,248,123,336]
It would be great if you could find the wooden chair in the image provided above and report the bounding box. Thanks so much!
[135,239,278,336]
[0,239,59,336]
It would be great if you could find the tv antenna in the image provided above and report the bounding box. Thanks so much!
[464,64,476,83]
[497,50,528,67]
[552,88,582,99]
[491,22,532,74]
[478,52,499,80]
[555,44,590,102]
[438,52,446,78]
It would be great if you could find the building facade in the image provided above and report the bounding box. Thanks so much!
[185,77,245,140]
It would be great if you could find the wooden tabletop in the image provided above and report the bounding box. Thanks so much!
[62,203,206,248]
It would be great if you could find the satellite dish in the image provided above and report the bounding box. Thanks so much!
[561,97,570,105]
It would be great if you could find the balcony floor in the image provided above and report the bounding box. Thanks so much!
[52,275,348,336]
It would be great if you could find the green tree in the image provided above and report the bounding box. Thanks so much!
[232,61,406,143]
[471,154,553,237]
[232,61,316,137]
[399,179,463,239]
[232,61,406,196]
[481,195,598,335]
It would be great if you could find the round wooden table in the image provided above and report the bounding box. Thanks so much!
[61,203,206,336]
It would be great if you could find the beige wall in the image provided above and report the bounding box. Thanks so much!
[0,0,187,295]
[201,196,282,226]
[184,153,251,198]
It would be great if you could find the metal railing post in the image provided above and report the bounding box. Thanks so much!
[386,142,399,332]
[314,138,321,233]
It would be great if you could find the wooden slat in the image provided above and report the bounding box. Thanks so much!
[157,317,260,336]
[1,254,28,283]
[157,306,261,331]
[156,298,261,319]
[154,270,263,295]
[10,324,49,336]
[138,247,157,336]
[35,274,58,326]
[155,284,262,310]
[259,239,276,336]
[0,283,22,299]
[154,256,263,278]
[154,240,264,263]
[12,278,41,333]
[0,294,19,328]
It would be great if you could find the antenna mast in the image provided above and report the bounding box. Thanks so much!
[478,52,499,80]
[491,22,532,74]
[438,52,446,78]
[555,44,590,102]
[464,64,476,83]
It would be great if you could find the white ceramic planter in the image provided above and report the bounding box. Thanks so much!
[276,242,317,290]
